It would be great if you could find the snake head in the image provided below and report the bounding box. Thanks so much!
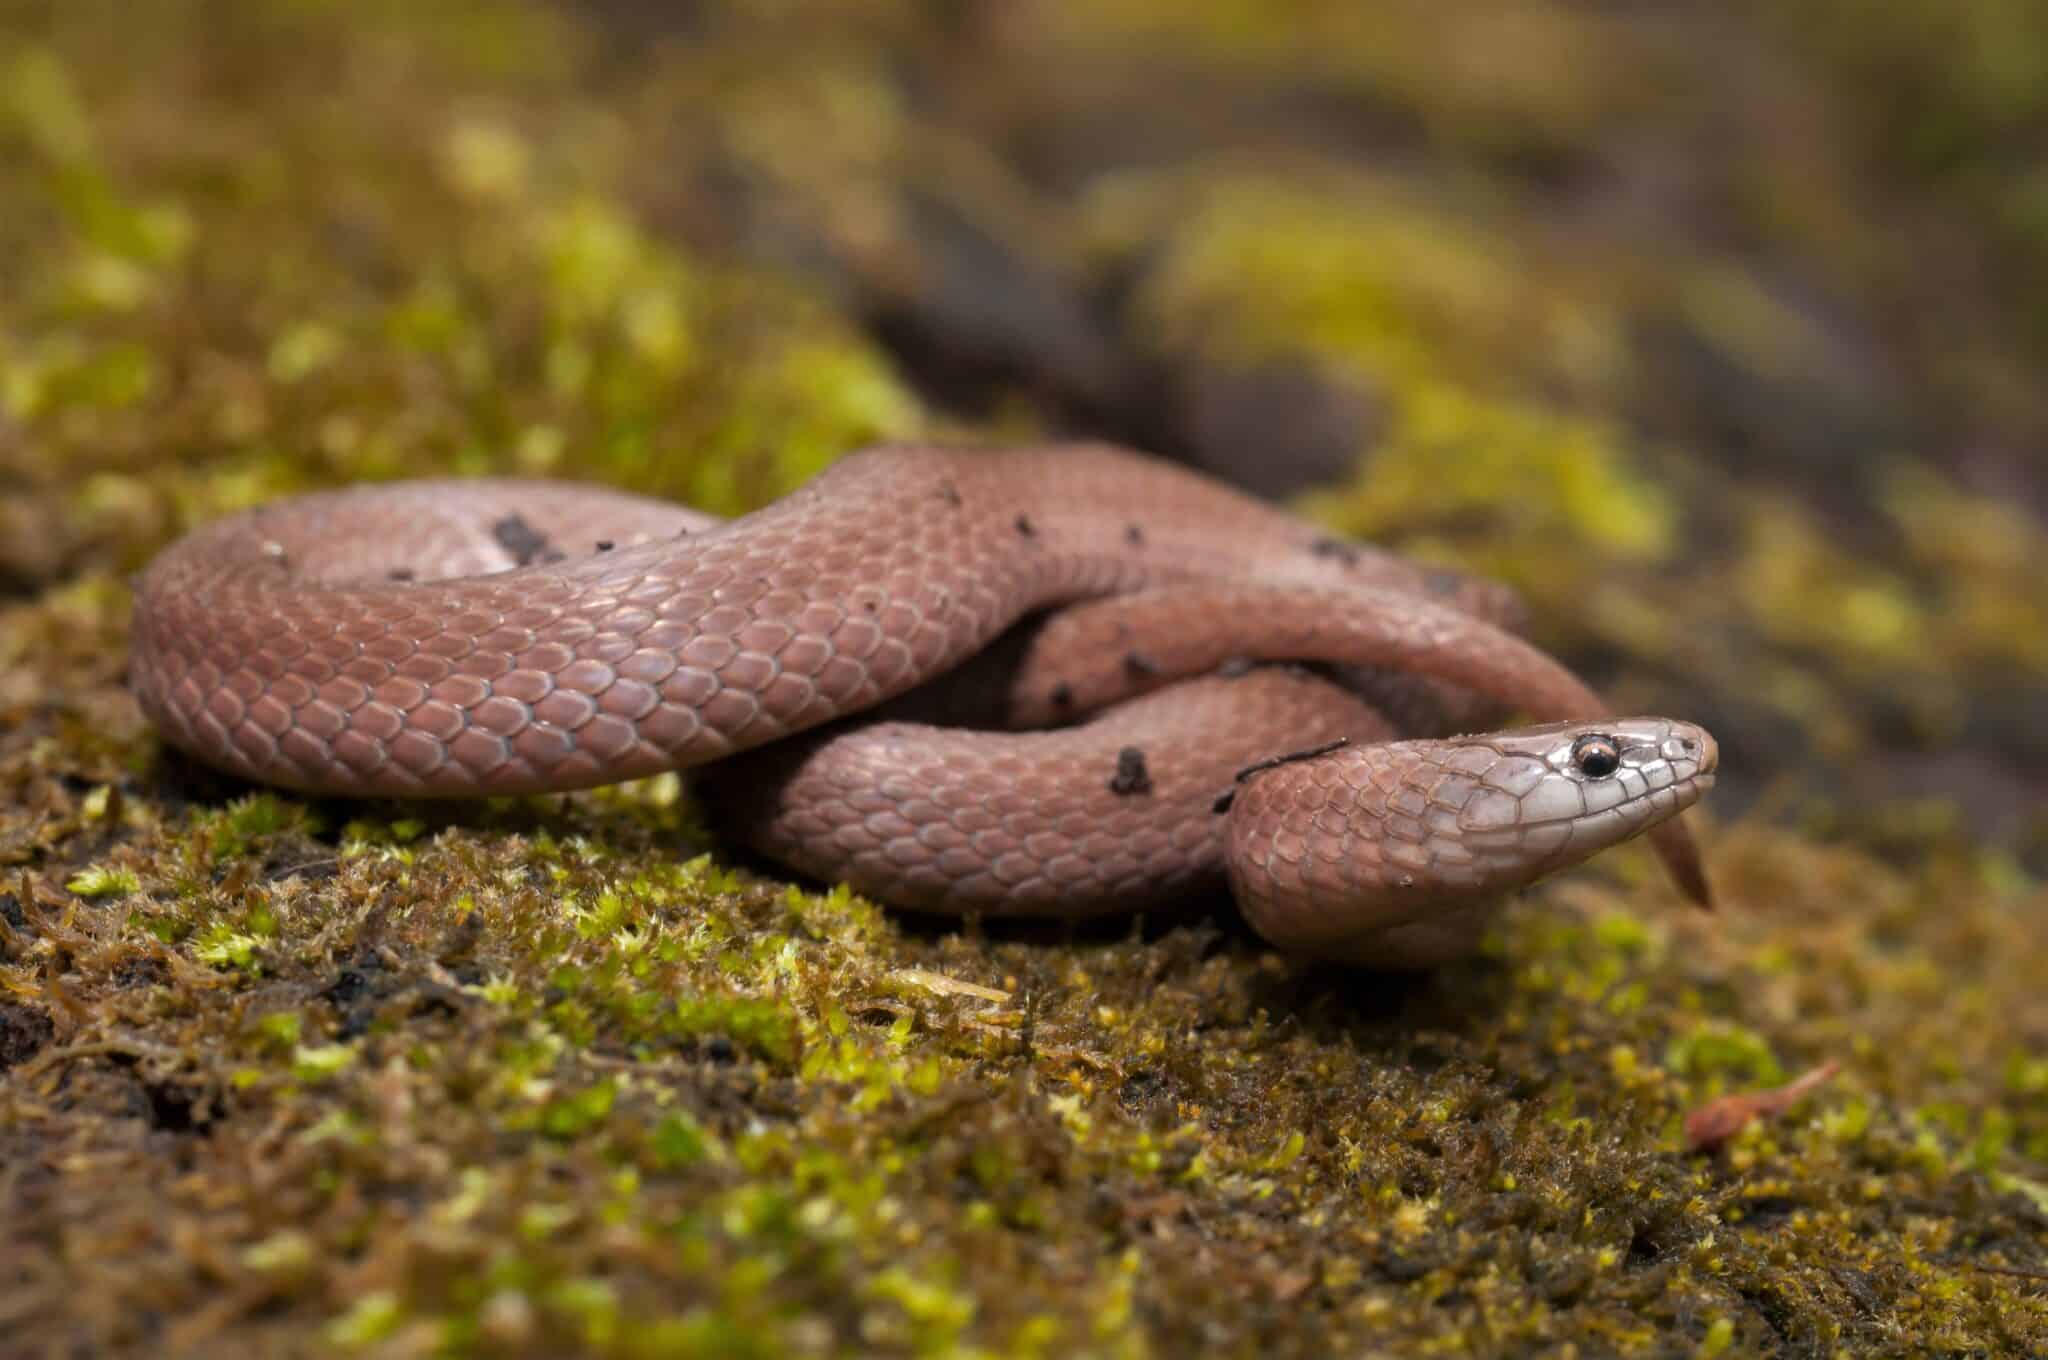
[1447,716,1717,887]
[1222,715,1718,963]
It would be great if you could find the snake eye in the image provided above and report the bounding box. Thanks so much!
[1571,734,1620,778]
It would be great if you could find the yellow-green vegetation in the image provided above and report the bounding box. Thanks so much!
[1,1,2043,1356]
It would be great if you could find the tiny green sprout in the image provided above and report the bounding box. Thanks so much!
[573,890,630,938]
[67,864,140,898]
[650,1112,720,1169]
[292,1043,357,1082]
[241,1230,315,1276]
[537,1078,617,1139]
[131,908,186,944]
[474,972,523,1007]
[324,1291,404,1348]
[517,1202,576,1241]
[211,792,302,857]
[438,1167,493,1225]
[254,1011,303,1049]
[194,929,262,972]
[1261,1130,1308,1172]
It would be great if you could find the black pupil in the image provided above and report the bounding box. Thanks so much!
[1574,737,1619,778]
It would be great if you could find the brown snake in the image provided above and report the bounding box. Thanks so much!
[129,443,1716,966]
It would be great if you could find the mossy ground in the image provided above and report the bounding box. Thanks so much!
[2,2,2043,1355]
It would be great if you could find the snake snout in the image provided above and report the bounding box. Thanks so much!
[1685,725,1719,781]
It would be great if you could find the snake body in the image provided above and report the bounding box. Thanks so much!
[130,443,1716,965]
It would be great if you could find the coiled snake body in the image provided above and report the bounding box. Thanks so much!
[130,444,1715,966]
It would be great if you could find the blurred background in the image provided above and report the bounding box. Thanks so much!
[3,0,2045,869]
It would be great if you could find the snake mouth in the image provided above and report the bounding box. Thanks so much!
[1571,761,1713,862]
[1661,771,1714,823]
[1687,728,1720,781]
[1457,762,1715,879]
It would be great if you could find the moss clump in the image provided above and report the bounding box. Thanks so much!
[1,0,2044,1355]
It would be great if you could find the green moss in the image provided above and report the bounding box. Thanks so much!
[672,995,803,1067]
[1318,382,1676,561]
[203,792,317,859]
[1096,174,1677,601]
[1665,1022,1786,1087]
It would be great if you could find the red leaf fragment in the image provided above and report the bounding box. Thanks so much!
[1684,1060,1842,1153]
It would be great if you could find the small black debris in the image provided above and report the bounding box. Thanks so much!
[1310,536,1360,566]
[321,964,377,1010]
[492,514,563,567]
[1109,746,1153,796]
